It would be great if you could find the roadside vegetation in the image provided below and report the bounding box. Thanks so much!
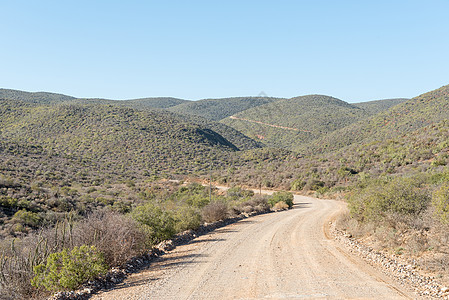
[336,169,449,284]
[0,181,291,299]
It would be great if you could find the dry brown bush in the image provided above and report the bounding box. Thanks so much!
[202,201,228,223]
[0,229,64,300]
[0,210,149,299]
[246,196,270,213]
[72,210,147,267]
[273,201,289,211]
[335,210,373,239]
[230,196,270,217]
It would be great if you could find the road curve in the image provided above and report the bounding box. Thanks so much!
[92,195,417,299]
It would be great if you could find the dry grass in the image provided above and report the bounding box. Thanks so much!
[272,201,289,211]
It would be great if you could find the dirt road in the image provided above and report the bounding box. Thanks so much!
[93,195,417,299]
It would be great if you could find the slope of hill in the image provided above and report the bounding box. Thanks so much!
[0,88,189,109]
[0,99,288,243]
[221,95,370,151]
[304,84,449,154]
[0,88,76,103]
[171,113,264,151]
[73,97,190,109]
[167,97,281,121]
[119,97,190,109]
[71,101,263,151]
[0,100,257,183]
[353,98,408,115]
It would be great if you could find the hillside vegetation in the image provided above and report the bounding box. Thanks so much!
[0,99,288,236]
[304,84,449,154]
[0,89,76,104]
[0,100,255,180]
[73,97,190,109]
[168,97,281,121]
[221,95,373,151]
[352,98,408,115]
[0,89,189,109]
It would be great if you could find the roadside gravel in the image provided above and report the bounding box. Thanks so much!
[331,222,449,298]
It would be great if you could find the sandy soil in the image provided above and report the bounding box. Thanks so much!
[92,195,418,299]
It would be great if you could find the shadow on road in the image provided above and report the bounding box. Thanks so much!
[158,252,208,269]
[188,238,226,245]
[292,201,311,209]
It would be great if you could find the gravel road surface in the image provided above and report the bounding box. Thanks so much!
[92,195,418,299]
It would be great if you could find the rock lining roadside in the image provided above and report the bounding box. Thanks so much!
[330,222,449,299]
[48,210,273,300]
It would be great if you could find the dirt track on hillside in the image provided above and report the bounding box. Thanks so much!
[92,195,418,299]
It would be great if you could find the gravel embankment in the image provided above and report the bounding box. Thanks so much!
[331,222,449,299]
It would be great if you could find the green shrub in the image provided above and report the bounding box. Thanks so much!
[12,210,42,228]
[348,177,430,223]
[290,179,305,191]
[304,179,325,191]
[0,196,18,208]
[131,203,176,246]
[31,245,107,292]
[431,155,448,166]
[429,171,449,184]
[268,191,294,208]
[173,206,202,232]
[175,183,210,208]
[432,183,449,224]
[226,186,254,199]
[315,186,330,196]
[184,194,210,208]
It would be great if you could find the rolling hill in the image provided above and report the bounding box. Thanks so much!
[303,84,449,154]
[0,88,76,104]
[167,96,282,121]
[0,88,189,109]
[221,95,372,151]
[0,100,263,185]
[73,97,190,109]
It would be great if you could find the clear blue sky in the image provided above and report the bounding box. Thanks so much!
[1,0,448,102]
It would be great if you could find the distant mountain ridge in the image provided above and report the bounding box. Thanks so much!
[1,88,409,154]
[352,98,408,115]
[167,96,283,121]
[0,88,189,109]
[75,97,190,109]
[0,88,76,103]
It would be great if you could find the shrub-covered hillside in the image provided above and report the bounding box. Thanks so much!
[0,88,189,109]
[168,96,281,121]
[352,98,408,115]
[0,99,295,242]
[0,100,258,180]
[304,84,449,154]
[0,89,76,104]
[221,95,372,151]
[73,97,190,109]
